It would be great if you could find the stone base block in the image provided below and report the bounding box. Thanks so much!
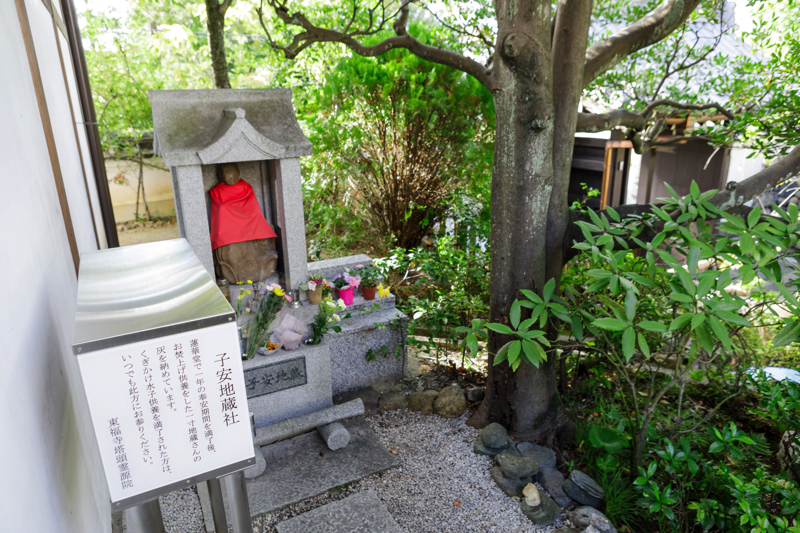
[244,341,332,428]
[328,308,407,395]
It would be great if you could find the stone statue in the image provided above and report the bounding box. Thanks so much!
[209,162,279,283]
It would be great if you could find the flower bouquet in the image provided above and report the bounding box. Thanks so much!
[244,282,291,359]
[306,297,349,345]
[331,270,360,305]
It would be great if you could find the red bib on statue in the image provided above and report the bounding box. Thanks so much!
[209,180,276,250]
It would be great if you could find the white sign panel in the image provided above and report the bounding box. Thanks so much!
[77,322,254,506]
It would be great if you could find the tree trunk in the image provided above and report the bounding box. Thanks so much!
[205,0,231,89]
[467,0,566,443]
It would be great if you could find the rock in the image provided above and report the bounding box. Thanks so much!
[585,525,614,533]
[333,387,380,414]
[563,470,605,508]
[496,452,538,479]
[520,490,561,526]
[473,422,519,457]
[536,467,572,508]
[407,390,439,414]
[569,506,613,529]
[517,442,557,469]
[433,384,467,417]
[473,436,518,457]
[522,483,540,506]
[490,466,531,497]
[379,391,407,411]
[466,387,485,403]
[553,529,581,533]
[481,423,509,449]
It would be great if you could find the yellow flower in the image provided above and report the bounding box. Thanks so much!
[274,288,285,296]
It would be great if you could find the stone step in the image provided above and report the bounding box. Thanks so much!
[307,254,374,281]
[195,418,400,531]
[276,490,402,533]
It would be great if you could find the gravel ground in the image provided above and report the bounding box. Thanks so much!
[148,410,566,533]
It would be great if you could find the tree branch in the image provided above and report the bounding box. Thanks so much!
[576,109,646,133]
[220,0,234,15]
[642,99,734,120]
[711,143,800,211]
[583,0,702,87]
[256,0,493,89]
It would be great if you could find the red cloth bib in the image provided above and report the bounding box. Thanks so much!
[209,180,276,250]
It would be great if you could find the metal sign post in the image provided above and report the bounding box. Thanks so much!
[127,500,166,533]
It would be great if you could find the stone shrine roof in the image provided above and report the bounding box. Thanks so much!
[149,89,313,167]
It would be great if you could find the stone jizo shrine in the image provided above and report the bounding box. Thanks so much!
[149,89,407,431]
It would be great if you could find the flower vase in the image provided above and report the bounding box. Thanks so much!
[338,286,355,305]
[362,286,377,300]
[307,285,323,305]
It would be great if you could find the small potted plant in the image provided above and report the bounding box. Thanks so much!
[331,270,360,305]
[355,264,380,300]
[300,276,326,305]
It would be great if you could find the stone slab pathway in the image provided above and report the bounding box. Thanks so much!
[275,491,402,533]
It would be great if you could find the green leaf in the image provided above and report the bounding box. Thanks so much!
[570,316,584,341]
[690,181,700,200]
[695,323,715,354]
[587,269,612,279]
[670,313,693,331]
[638,333,651,358]
[748,206,762,229]
[639,321,668,333]
[593,318,628,331]
[772,321,800,348]
[522,340,546,368]
[687,246,701,277]
[663,182,681,201]
[622,327,635,361]
[691,313,706,330]
[543,278,556,302]
[507,340,521,366]
[740,233,756,255]
[714,310,751,327]
[520,289,543,304]
[589,426,625,454]
[708,316,731,351]
[709,441,725,454]
[625,291,637,321]
[669,292,694,304]
[510,301,521,329]
[606,206,620,222]
[493,342,511,366]
[486,323,515,335]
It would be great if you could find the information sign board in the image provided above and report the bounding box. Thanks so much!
[78,321,254,509]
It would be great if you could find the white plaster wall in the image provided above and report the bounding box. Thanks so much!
[0,1,109,532]
[29,0,98,252]
[106,157,174,205]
